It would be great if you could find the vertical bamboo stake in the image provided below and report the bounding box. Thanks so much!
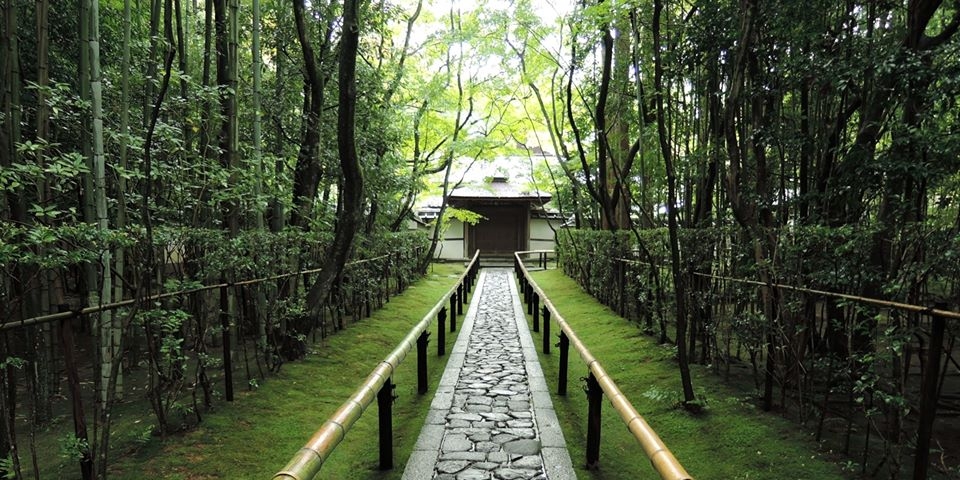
[377,377,394,470]
[437,308,446,357]
[913,311,945,480]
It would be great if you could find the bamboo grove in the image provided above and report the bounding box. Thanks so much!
[530,0,960,478]
[1,0,959,478]
[0,0,445,478]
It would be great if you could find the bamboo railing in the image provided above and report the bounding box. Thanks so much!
[609,256,957,480]
[514,250,693,480]
[1,252,404,331]
[272,250,481,480]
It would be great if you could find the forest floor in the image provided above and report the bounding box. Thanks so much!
[523,268,848,479]
[526,268,958,480]
[17,263,466,480]
[22,264,951,479]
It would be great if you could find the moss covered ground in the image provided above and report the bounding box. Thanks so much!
[100,264,850,479]
[526,268,847,480]
[107,263,466,479]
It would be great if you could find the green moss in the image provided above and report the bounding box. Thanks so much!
[109,264,466,480]
[527,269,845,480]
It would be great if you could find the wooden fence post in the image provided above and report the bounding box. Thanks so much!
[457,283,464,316]
[558,331,569,396]
[526,283,534,315]
[378,376,395,470]
[542,306,550,354]
[449,294,457,331]
[437,307,447,357]
[417,330,429,395]
[532,293,540,333]
[586,372,602,469]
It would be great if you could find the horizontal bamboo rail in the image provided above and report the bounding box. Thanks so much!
[515,251,692,480]
[610,255,955,480]
[272,250,480,480]
[613,257,960,321]
[2,253,399,331]
[515,249,555,269]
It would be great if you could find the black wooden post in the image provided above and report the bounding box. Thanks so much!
[59,305,93,480]
[417,330,430,394]
[395,252,403,293]
[617,259,626,316]
[449,294,458,329]
[586,372,602,469]
[526,284,534,315]
[542,306,551,354]
[381,260,388,304]
[532,292,540,333]
[437,307,447,356]
[450,295,458,333]
[558,331,569,396]
[378,376,395,470]
[457,283,464,316]
[914,307,947,480]
[219,281,234,402]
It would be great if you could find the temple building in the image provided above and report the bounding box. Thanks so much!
[416,175,561,261]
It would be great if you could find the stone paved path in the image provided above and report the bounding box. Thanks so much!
[402,269,574,480]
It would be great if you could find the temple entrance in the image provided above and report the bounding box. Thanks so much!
[467,204,527,255]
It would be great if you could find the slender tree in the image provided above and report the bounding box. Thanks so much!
[304,0,365,311]
[652,0,695,406]
[289,0,333,231]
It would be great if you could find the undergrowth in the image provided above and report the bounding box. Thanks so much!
[106,263,467,479]
[526,268,846,480]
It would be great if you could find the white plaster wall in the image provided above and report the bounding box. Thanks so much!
[529,218,558,251]
[435,219,466,259]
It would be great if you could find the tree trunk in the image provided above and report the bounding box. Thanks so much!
[653,0,695,405]
[304,0,365,313]
[29,0,57,427]
[113,0,132,401]
[251,0,264,229]
[289,0,332,230]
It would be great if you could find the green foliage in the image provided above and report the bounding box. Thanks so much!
[0,455,17,479]
[57,435,90,462]
[557,229,633,305]
[527,269,846,479]
[106,263,467,479]
[445,207,483,226]
[0,357,25,370]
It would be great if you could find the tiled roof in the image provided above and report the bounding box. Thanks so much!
[449,177,551,202]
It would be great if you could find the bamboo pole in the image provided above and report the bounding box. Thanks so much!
[614,257,960,321]
[516,251,693,480]
[272,251,480,480]
[2,254,397,331]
